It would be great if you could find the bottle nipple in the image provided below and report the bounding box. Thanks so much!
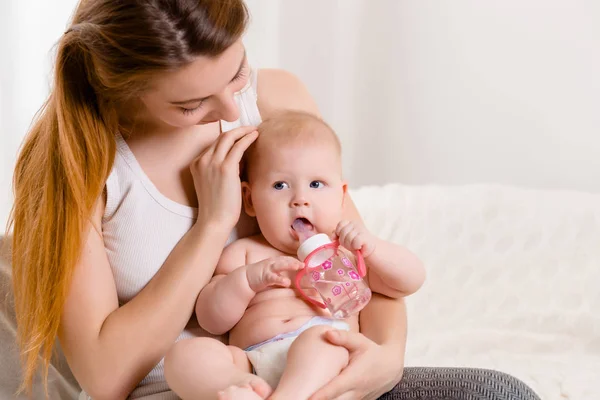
[292,218,315,243]
[294,219,334,265]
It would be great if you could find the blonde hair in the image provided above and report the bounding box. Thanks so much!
[243,110,342,180]
[7,0,248,396]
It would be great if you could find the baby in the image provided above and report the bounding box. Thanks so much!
[195,111,425,400]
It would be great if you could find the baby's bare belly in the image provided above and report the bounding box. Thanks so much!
[228,237,359,349]
[229,287,358,350]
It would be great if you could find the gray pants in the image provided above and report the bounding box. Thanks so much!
[79,367,538,400]
[380,368,540,400]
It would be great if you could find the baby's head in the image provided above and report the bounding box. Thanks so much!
[242,110,347,255]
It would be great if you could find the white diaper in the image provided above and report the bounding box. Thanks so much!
[244,316,350,389]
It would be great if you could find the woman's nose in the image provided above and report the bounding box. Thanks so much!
[214,89,240,122]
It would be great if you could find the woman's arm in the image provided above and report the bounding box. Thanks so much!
[59,196,231,400]
[342,191,408,356]
[60,126,258,400]
[340,158,408,395]
[360,293,407,351]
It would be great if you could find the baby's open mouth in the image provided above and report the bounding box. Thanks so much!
[292,218,314,239]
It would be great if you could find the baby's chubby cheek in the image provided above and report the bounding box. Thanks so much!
[316,221,339,238]
[318,210,344,236]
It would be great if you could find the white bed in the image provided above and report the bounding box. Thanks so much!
[351,183,600,400]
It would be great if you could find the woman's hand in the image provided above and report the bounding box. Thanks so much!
[191,126,258,231]
[309,330,404,400]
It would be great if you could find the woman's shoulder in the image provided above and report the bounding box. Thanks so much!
[256,68,320,118]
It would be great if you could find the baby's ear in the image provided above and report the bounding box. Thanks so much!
[341,181,348,203]
[241,182,256,217]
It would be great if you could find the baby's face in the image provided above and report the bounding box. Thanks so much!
[243,141,346,255]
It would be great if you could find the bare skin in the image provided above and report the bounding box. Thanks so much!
[177,133,424,400]
[59,38,411,400]
[212,234,358,400]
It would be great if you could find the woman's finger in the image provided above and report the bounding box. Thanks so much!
[324,329,370,352]
[212,125,257,162]
[224,129,259,166]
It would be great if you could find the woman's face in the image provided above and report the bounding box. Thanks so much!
[139,40,249,128]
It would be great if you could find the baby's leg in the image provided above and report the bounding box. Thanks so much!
[164,337,272,400]
[270,325,349,400]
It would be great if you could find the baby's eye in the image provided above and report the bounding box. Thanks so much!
[310,181,324,189]
[273,182,289,190]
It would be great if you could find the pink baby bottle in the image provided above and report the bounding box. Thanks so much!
[293,220,372,319]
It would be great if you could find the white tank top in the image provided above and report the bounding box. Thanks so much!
[100,69,262,399]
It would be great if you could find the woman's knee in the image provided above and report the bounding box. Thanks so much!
[389,367,540,400]
[478,369,540,400]
[453,368,539,400]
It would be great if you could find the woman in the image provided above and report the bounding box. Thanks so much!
[9,0,540,399]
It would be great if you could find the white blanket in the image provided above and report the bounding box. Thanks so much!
[350,183,600,400]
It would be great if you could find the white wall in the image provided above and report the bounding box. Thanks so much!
[0,0,79,229]
[246,0,600,192]
[1,0,599,228]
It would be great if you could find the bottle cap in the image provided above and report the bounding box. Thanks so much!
[297,233,335,267]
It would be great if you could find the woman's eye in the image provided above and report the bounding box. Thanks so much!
[273,182,289,190]
[310,181,324,189]
[232,64,249,83]
[180,103,203,115]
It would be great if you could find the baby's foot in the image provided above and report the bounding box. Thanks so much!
[217,375,272,400]
[218,385,262,400]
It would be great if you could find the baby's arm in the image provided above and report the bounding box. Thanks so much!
[195,240,252,335]
[335,220,425,298]
[195,239,303,335]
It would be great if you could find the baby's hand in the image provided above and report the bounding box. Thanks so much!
[246,256,304,293]
[335,220,377,258]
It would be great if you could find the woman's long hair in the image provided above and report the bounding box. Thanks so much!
[7,0,248,395]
